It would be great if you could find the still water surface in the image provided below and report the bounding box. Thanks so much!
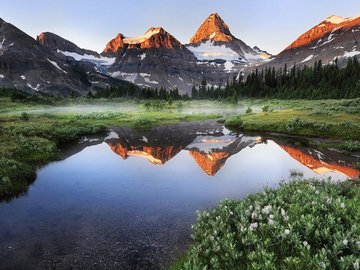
[0,121,358,269]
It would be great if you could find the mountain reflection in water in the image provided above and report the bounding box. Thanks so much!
[105,121,359,179]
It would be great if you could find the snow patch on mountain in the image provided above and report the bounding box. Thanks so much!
[342,51,360,58]
[111,72,138,83]
[224,61,234,72]
[58,50,116,66]
[123,28,161,44]
[326,15,359,25]
[301,54,315,63]
[140,53,146,60]
[48,59,67,74]
[187,41,239,61]
[27,83,41,91]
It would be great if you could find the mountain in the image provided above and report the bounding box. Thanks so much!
[187,13,272,74]
[102,27,229,93]
[0,18,135,96]
[36,31,135,90]
[255,15,360,71]
[0,18,94,95]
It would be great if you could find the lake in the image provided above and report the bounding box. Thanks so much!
[0,121,358,269]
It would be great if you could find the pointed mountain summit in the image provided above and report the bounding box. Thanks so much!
[187,13,271,72]
[190,13,234,43]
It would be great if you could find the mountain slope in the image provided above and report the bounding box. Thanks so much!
[254,15,360,71]
[0,18,135,96]
[36,31,135,90]
[0,18,94,95]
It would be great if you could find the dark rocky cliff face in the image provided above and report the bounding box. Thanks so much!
[0,18,91,95]
[0,18,135,96]
[37,32,99,56]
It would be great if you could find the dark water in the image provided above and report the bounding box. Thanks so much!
[0,121,358,269]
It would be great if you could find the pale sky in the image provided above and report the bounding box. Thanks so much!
[1,0,360,54]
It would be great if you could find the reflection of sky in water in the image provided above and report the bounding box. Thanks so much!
[0,128,357,269]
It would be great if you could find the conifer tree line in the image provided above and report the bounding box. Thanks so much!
[96,57,360,100]
[191,57,360,99]
[1,57,359,100]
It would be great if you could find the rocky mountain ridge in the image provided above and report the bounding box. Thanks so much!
[1,12,359,96]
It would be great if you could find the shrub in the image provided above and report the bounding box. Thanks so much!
[0,157,35,199]
[20,112,30,121]
[262,105,270,112]
[245,107,253,114]
[180,180,360,270]
[133,118,152,129]
[224,117,244,129]
[341,141,360,152]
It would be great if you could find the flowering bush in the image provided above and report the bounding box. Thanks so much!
[180,180,360,270]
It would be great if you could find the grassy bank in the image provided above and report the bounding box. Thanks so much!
[225,99,360,140]
[175,179,360,270]
[0,114,107,201]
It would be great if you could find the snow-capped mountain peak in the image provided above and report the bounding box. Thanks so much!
[187,13,271,71]
[123,27,163,45]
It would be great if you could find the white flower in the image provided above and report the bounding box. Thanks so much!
[251,212,257,220]
[210,236,215,241]
[284,229,290,235]
[354,260,359,270]
[269,214,274,219]
[229,211,234,216]
[303,241,308,247]
[261,205,272,215]
[315,190,320,195]
[268,219,275,225]
[281,209,286,216]
[340,203,345,209]
[343,239,348,246]
[249,222,258,231]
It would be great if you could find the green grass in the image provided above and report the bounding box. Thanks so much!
[225,109,360,140]
[174,179,360,270]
